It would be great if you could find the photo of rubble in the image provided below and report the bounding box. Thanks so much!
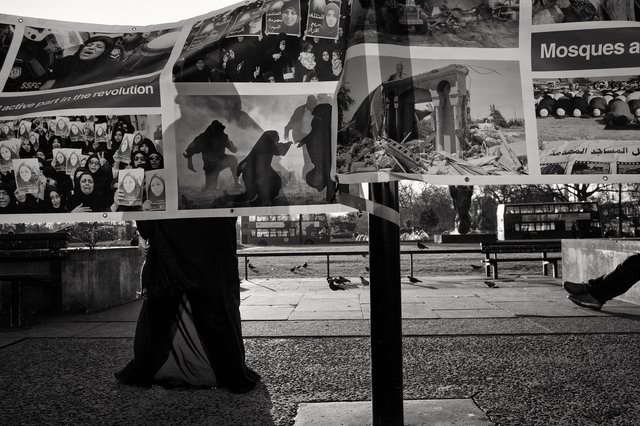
[174,93,335,210]
[535,75,640,174]
[533,0,640,24]
[338,55,527,177]
[349,0,520,48]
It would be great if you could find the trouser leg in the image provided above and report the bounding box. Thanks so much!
[587,253,640,302]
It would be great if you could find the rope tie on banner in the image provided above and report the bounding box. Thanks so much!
[332,175,400,225]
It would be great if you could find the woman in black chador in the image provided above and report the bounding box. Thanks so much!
[40,36,123,90]
[115,218,261,392]
[237,130,292,206]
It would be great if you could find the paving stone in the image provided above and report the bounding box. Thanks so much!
[294,399,492,425]
[240,305,294,320]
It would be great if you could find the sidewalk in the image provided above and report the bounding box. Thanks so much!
[1,274,640,425]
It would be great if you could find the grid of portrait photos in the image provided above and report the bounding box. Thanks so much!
[0,0,639,223]
[0,114,165,214]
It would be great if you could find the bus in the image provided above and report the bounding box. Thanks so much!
[497,202,602,240]
[240,214,330,246]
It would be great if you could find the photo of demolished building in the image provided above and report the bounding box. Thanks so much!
[338,57,527,177]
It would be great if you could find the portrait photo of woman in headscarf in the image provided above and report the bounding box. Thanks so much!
[144,170,166,210]
[117,168,144,206]
[51,148,66,172]
[55,117,70,137]
[0,123,13,140]
[115,133,134,164]
[13,158,40,195]
[0,139,20,172]
[66,149,82,176]
[264,0,300,36]
[305,0,341,39]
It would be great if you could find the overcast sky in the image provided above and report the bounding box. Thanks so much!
[2,1,240,25]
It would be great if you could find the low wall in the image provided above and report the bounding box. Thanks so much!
[61,247,143,313]
[562,239,640,305]
[1,246,143,315]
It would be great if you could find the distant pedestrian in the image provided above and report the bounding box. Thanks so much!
[563,253,640,310]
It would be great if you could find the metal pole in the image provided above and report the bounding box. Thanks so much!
[369,181,403,425]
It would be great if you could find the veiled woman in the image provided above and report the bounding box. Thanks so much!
[115,217,261,392]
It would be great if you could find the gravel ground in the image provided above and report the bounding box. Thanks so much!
[1,334,639,425]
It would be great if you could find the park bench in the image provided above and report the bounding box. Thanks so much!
[0,232,68,327]
[480,240,562,280]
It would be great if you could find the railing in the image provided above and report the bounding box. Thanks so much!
[237,247,481,280]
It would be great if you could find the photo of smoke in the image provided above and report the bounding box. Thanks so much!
[533,0,640,24]
[175,93,335,209]
[172,0,350,83]
[4,27,181,92]
[535,75,640,174]
[349,0,520,48]
[338,55,526,177]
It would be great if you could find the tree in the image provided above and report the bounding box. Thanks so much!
[419,208,439,230]
[489,104,507,127]
[399,183,455,233]
[329,212,360,237]
[337,82,356,130]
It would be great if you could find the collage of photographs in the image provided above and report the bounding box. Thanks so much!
[335,0,640,184]
[0,0,638,222]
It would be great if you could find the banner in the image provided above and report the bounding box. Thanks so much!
[0,0,637,223]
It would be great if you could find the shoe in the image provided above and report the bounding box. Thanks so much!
[568,294,603,311]
[563,281,588,296]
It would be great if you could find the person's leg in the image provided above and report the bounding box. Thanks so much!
[587,253,640,302]
[115,294,181,386]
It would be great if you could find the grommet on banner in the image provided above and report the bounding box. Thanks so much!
[103,213,108,218]
[603,176,609,181]
[18,18,23,23]
[464,177,470,183]
[131,27,136,31]
[230,208,234,214]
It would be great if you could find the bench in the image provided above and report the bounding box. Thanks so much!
[0,232,68,327]
[480,240,562,280]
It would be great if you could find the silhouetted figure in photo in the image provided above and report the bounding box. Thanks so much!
[183,120,240,191]
[237,130,292,206]
[299,101,333,201]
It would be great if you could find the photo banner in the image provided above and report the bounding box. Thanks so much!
[0,1,638,224]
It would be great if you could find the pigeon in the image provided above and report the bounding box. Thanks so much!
[333,276,346,284]
[407,275,421,283]
[470,264,483,270]
[360,276,370,286]
[302,262,308,268]
[295,264,302,270]
[484,280,496,288]
[338,276,351,283]
[248,263,258,271]
[364,266,370,272]
[362,253,368,258]
[417,241,427,249]
[290,266,297,272]
[327,277,346,291]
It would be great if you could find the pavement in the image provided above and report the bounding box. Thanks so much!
[1,273,640,425]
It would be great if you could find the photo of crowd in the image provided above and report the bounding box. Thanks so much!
[4,27,181,92]
[175,93,334,209]
[173,0,350,83]
[0,114,166,214]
